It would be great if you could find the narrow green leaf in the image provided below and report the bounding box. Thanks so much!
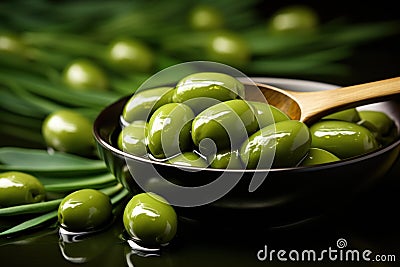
[0,210,58,237]
[0,199,62,216]
[42,173,117,192]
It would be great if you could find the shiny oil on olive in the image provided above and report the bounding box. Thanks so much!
[0,171,46,207]
[147,103,194,159]
[249,101,290,128]
[310,120,379,159]
[191,99,258,152]
[300,147,340,166]
[173,72,245,114]
[207,149,243,169]
[168,152,208,168]
[118,121,148,157]
[240,120,311,168]
[42,109,95,156]
[122,87,175,124]
[58,189,113,232]
[123,192,177,246]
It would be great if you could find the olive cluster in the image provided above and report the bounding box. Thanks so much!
[119,72,398,169]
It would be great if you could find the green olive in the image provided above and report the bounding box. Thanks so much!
[168,152,208,168]
[0,171,46,207]
[207,149,243,169]
[358,110,398,145]
[268,5,319,33]
[173,72,245,114]
[62,59,108,91]
[321,108,361,122]
[123,192,177,246]
[107,38,154,73]
[122,87,175,124]
[42,110,95,156]
[0,32,25,54]
[188,5,224,31]
[240,120,311,168]
[206,31,250,68]
[300,148,340,166]
[147,103,195,159]
[118,121,148,157]
[310,120,379,159]
[191,99,258,152]
[58,189,113,232]
[249,101,290,128]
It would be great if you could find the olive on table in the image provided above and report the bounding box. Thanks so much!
[300,147,340,166]
[122,87,175,124]
[107,38,155,73]
[191,99,258,153]
[118,120,148,157]
[147,103,195,159]
[173,72,245,114]
[58,189,113,232]
[168,152,208,168]
[123,192,177,246]
[0,171,46,207]
[310,120,379,159]
[240,120,311,168]
[62,58,108,91]
[42,109,95,156]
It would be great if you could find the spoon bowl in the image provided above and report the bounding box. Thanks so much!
[254,77,400,124]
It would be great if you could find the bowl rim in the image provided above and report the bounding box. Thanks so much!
[93,77,400,174]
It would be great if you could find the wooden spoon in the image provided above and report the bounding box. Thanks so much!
[253,77,400,124]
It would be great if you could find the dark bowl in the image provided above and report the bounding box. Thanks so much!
[93,77,400,227]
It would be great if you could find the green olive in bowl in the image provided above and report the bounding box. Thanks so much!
[0,171,46,207]
[58,189,113,232]
[123,192,177,246]
[118,120,148,157]
[42,109,95,156]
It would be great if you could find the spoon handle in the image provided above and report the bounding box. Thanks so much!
[294,77,400,123]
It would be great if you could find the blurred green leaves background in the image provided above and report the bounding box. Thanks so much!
[0,0,399,148]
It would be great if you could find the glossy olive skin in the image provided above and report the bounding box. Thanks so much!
[168,152,208,168]
[42,110,95,156]
[192,99,258,152]
[300,148,340,166]
[241,120,311,168]
[123,192,177,246]
[322,108,361,122]
[107,38,154,73]
[118,121,148,157]
[207,149,243,169]
[310,120,379,159]
[58,189,113,232]
[206,31,250,68]
[122,87,175,124]
[173,72,245,114]
[0,171,46,207]
[359,110,397,145]
[147,103,195,159]
[62,59,108,91]
[249,101,290,128]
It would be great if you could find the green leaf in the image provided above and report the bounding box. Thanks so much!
[0,147,107,174]
[0,199,62,217]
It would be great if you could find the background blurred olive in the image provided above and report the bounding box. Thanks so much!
[300,148,340,166]
[267,5,319,33]
[107,38,154,73]
[123,192,177,246]
[42,109,95,156]
[241,120,311,168]
[62,58,108,91]
[188,5,224,31]
[0,171,46,207]
[122,87,175,124]
[206,31,250,68]
[0,32,25,54]
[147,103,194,159]
[191,99,258,152]
[58,189,113,232]
[118,120,148,157]
[310,120,379,159]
